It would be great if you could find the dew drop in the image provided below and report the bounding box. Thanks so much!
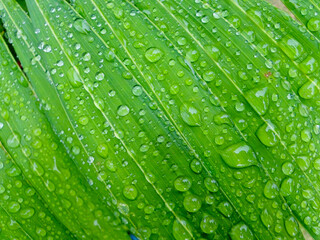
[229,222,254,240]
[200,215,218,234]
[244,87,269,116]
[221,142,257,168]
[67,68,82,87]
[74,19,91,34]
[7,133,20,148]
[172,218,192,240]
[183,194,202,212]
[145,48,163,63]
[117,105,130,117]
[256,122,278,147]
[123,185,138,200]
[285,216,299,237]
[180,103,201,126]
[96,143,108,158]
[260,208,273,228]
[264,181,278,199]
[174,176,192,192]
[217,201,233,217]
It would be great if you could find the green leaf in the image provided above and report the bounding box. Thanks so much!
[0,8,129,239]
[1,0,320,239]
[0,145,73,239]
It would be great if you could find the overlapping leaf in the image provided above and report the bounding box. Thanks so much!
[0,0,319,239]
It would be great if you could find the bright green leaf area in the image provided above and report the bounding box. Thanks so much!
[0,0,319,239]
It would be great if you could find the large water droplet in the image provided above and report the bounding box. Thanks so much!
[256,122,278,147]
[172,219,192,240]
[185,49,200,62]
[180,103,201,126]
[217,201,233,217]
[67,68,82,87]
[296,156,310,171]
[145,48,163,63]
[245,87,269,116]
[307,17,320,32]
[123,185,138,200]
[96,143,108,158]
[264,181,278,199]
[221,142,257,168]
[299,80,318,99]
[174,176,192,192]
[117,105,130,117]
[300,56,318,74]
[260,208,273,228]
[279,35,304,60]
[183,194,202,212]
[7,133,20,148]
[285,217,299,237]
[229,222,254,240]
[74,19,91,34]
[200,215,218,234]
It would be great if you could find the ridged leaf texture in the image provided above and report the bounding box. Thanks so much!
[0,0,318,239]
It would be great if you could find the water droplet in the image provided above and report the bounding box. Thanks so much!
[96,143,108,158]
[180,103,201,126]
[285,216,299,237]
[95,72,105,81]
[282,162,294,175]
[200,215,218,234]
[117,202,129,215]
[132,85,143,96]
[202,70,216,82]
[296,156,310,171]
[264,181,278,199]
[299,80,318,99]
[174,176,192,192]
[123,185,138,200]
[217,201,233,217]
[256,122,278,147]
[172,218,192,240]
[300,56,318,74]
[307,17,320,31]
[117,105,130,117]
[204,177,219,192]
[204,45,220,60]
[74,19,91,34]
[7,133,20,148]
[183,194,202,212]
[185,49,200,62]
[244,87,269,115]
[79,115,89,125]
[221,142,257,168]
[229,222,254,240]
[8,201,20,213]
[260,208,273,228]
[145,48,163,63]
[279,35,304,60]
[83,52,91,61]
[20,208,35,219]
[190,159,202,173]
[31,160,44,176]
[67,68,82,87]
